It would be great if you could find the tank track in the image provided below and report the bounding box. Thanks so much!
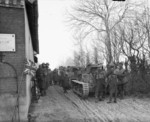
[71,80,89,99]
[82,83,89,98]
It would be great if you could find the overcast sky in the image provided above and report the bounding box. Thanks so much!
[38,0,75,69]
[37,0,149,70]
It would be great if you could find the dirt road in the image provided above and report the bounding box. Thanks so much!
[29,85,150,122]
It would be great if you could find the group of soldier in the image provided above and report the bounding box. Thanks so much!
[56,62,127,104]
[94,62,127,103]
[31,61,127,104]
[32,63,71,101]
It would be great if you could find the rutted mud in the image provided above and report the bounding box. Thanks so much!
[29,85,150,122]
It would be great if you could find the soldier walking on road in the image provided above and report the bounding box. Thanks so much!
[59,68,70,93]
[52,69,59,85]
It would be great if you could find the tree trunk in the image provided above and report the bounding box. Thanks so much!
[105,31,112,64]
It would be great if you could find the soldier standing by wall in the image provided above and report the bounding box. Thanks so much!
[40,63,48,96]
[31,75,38,103]
[36,64,43,95]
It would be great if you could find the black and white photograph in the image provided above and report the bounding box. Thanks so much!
[0,0,150,122]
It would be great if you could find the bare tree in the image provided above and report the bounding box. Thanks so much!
[111,28,122,63]
[63,57,74,66]
[73,51,80,67]
[135,5,150,57]
[93,47,98,64]
[119,20,146,59]
[68,0,132,64]
[86,51,90,66]
[73,35,86,67]
[92,36,107,63]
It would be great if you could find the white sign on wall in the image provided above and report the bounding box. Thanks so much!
[0,34,15,52]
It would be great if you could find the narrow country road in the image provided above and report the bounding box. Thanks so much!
[29,85,150,122]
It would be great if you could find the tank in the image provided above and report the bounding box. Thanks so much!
[71,64,103,98]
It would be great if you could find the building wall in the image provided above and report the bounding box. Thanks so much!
[0,6,26,121]
[0,4,36,121]
[0,6,25,94]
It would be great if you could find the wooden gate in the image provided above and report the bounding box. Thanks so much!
[0,62,17,94]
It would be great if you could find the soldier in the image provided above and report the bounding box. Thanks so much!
[67,67,74,88]
[114,62,126,99]
[53,69,59,85]
[77,68,82,81]
[52,69,55,85]
[64,72,70,93]
[40,63,48,96]
[45,63,52,87]
[60,69,69,93]
[58,67,64,86]
[36,64,43,95]
[95,66,106,102]
[107,63,118,103]
[31,76,38,103]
